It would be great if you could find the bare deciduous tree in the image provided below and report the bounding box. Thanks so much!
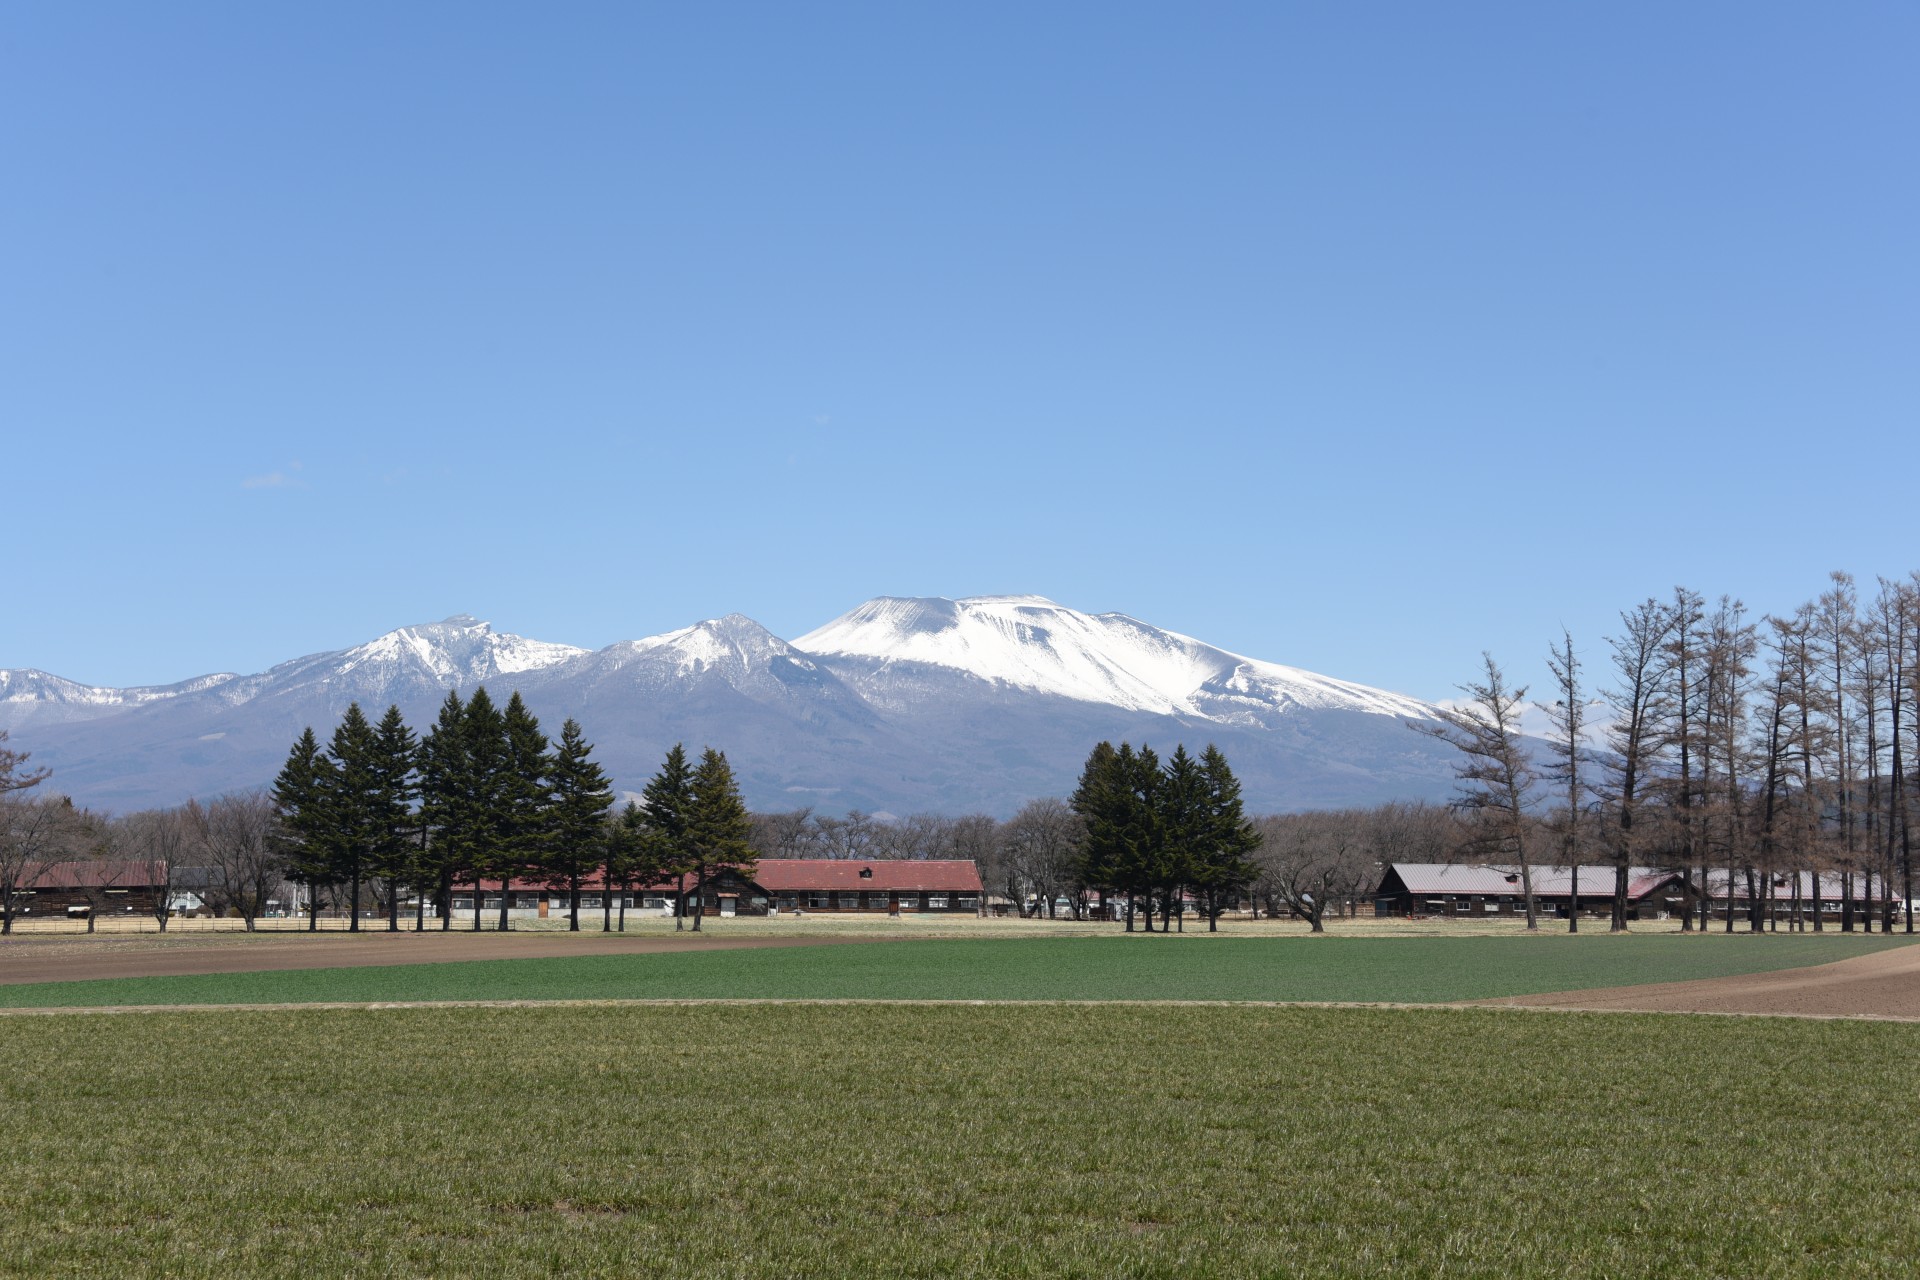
[192,791,287,930]
[1415,654,1542,929]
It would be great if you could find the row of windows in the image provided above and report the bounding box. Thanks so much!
[450,893,981,911]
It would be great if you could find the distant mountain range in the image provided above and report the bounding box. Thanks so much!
[0,596,1464,816]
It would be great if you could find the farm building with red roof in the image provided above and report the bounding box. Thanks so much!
[453,858,984,921]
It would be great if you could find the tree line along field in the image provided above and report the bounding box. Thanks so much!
[0,933,1909,1009]
[2,1002,1918,1277]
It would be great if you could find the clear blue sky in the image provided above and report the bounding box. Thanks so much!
[5,3,1915,702]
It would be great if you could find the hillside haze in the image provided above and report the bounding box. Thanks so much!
[1,597,1463,816]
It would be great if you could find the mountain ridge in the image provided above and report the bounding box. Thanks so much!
[1,596,1461,816]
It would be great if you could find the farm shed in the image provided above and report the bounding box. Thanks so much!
[1373,863,1691,921]
[10,860,169,918]
[453,858,984,919]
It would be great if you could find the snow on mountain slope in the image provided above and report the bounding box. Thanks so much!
[329,615,586,682]
[794,595,1439,724]
[0,668,241,729]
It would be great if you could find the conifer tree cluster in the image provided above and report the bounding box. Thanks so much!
[272,689,627,931]
[1070,741,1259,932]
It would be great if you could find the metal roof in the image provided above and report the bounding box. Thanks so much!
[1382,863,1680,900]
[461,858,982,895]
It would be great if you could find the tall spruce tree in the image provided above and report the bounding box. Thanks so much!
[368,704,419,932]
[324,702,382,933]
[497,692,553,931]
[1158,745,1207,932]
[1191,745,1260,932]
[416,691,470,931]
[1070,741,1163,931]
[544,718,614,931]
[642,744,696,932]
[461,687,512,931]
[273,726,336,931]
[684,747,754,932]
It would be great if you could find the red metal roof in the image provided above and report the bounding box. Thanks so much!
[460,858,982,895]
[23,860,166,890]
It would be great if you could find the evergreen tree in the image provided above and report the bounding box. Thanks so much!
[497,692,553,931]
[1157,745,1207,931]
[273,726,337,931]
[324,702,382,933]
[642,744,696,932]
[1191,745,1260,932]
[684,747,754,932]
[604,801,666,933]
[1071,741,1164,931]
[368,704,419,932]
[416,691,471,931]
[543,718,614,931]
[461,687,512,931]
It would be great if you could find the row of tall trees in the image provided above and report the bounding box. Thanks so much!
[272,689,753,932]
[1070,742,1261,932]
[1432,571,1920,934]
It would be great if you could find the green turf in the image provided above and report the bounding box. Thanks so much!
[1,1004,1917,1276]
[0,932,1909,1008]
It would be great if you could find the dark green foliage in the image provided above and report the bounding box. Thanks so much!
[415,691,471,930]
[368,705,418,932]
[322,703,382,933]
[642,744,695,929]
[496,692,552,931]
[459,688,513,932]
[684,747,754,932]
[271,726,336,930]
[1189,745,1261,932]
[542,718,614,931]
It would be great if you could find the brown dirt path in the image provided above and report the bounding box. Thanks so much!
[1474,942,1920,1020]
[0,932,862,986]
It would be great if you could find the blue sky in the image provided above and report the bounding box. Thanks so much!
[5,3,1915,702]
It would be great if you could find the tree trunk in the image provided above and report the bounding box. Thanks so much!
[350,867,361,932]
[497,878,511,932]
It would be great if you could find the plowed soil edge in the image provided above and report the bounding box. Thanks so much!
[1473,941,1920,1019]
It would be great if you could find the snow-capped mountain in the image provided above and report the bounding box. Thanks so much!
[1,597,1462,815]
[0,668,242,730]
[797,594,1435,723]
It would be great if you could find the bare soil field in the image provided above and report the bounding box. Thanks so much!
[0,930,859,986]
[1479,941,1920,1020]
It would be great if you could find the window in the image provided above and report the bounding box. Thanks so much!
[958,896,979,910]
[869,892,891,909]
[898,892,920,910]
[779,894,798,909]
[482,896,501,910]
[809,891,830,909]
[838,892,863,909]
[1455,900,1471,913]
[453,897,474,911]
[581,896,602,909]
[515,894,540,909]
[928,894,949,909]
[1484,903,1499,912]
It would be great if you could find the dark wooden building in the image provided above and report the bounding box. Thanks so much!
[1373,863,1692,921]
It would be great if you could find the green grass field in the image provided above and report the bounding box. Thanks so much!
[2,1003,1916,1277]
[0,932,1909,1009]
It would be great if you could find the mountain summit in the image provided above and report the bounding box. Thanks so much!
[1,597,1458,815]
[795,594,1434,724]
